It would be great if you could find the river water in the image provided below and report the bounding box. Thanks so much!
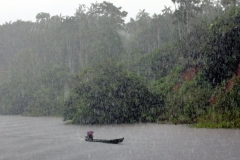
[0,115,239,160]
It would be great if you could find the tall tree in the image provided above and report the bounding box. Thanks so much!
[36,12,50,23]
[172,0,201,35]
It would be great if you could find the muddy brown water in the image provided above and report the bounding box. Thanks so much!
[0,115,239,160]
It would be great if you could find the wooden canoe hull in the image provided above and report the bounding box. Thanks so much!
[85,138,124,144]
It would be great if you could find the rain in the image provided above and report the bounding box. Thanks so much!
[0,0,240,160]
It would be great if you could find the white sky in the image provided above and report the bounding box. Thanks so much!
[0,0,174,24]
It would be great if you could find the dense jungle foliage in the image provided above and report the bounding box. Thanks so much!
[0,0,240,127]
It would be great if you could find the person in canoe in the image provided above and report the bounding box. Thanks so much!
[85,131,94,141]
[85,131,124,144]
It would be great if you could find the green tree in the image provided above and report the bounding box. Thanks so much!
[172,0,201,36]
[63,61,164,124]
[203,7,240,86]
[36,12,50,23]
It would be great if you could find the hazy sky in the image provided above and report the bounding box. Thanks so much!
[0,0,174,24]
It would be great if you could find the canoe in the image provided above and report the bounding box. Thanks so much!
[85,137,124,144]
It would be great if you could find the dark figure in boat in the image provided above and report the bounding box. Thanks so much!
[85,131,94,141]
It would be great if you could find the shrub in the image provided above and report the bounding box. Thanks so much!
[164,75,211,124]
